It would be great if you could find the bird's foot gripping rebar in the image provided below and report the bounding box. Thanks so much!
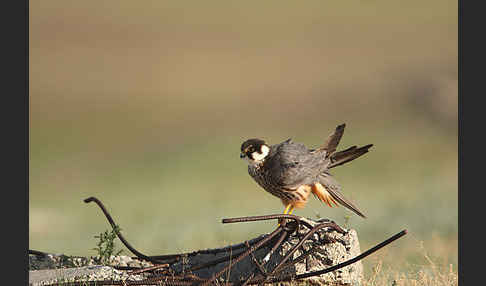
[33,197,407,286]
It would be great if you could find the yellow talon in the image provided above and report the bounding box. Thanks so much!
[279,204,293,226]
[283,204,292,214]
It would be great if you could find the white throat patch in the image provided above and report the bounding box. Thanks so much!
[251,145,270,162]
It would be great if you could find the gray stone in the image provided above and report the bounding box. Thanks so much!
[29,265,110,286]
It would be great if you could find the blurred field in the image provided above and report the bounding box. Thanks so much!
[29,0,457,282]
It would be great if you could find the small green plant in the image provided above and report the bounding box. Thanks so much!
[343,214,351,229]
[92,224,124,265]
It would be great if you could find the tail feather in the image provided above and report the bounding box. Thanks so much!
[314,174,367,218]
[328,144,373,169]
[311,183,339,208]
[325,187,367,218]
[317,123,346,156]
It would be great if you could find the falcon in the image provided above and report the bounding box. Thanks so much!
[240,123,372,218]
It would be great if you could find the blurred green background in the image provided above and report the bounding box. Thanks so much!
[30,0,457,278]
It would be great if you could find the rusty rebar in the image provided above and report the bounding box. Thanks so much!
[128,263,169,275]
[84,197,169,265]
[245,241,267,276]
[222,214,314,229]
[241,272,255,286]
[223,214,346,235]
[261,228,288,267]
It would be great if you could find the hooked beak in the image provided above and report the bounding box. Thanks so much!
[240,153,246,159]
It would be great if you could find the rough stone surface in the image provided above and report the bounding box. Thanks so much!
[29,265,146,286]
[29,254,153,286]
[29,253,153,270]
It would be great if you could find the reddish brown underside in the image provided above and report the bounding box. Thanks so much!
[280,183,339,209]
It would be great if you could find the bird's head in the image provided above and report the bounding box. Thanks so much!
[240,138,270,164]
